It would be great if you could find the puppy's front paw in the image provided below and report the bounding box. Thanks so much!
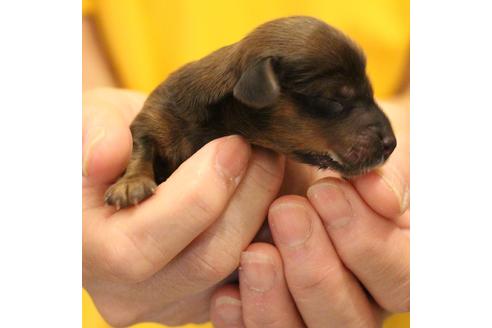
[104,176,157,209]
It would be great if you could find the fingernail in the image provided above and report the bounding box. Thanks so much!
[240,251,276,292]
[375,165,409,214]
[215,296,243,325]
[82,126,106,176]
[215,136,249,187]
[307,182,353,228]
[269,203,312,247]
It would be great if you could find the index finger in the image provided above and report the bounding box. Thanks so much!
[307,178,410,312]
[96,136,251,283]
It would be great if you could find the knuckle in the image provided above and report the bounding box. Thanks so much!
[103,312,138,328]
[101,232,156,283]
[246,316,283,328]
[99,305,140,328]
[394,257,410,312]
[187,248,239,285]
[245,307,289,328]
[386,272,410,312]
[247,156,283,193]
[184,186,222,224]
[350,238,381,264]
[397,291,410,312]
[290,262,342,293]
[373,237,410,313]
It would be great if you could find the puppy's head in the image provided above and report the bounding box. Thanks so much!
[232,16,397,176]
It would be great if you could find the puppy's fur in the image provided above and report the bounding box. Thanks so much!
[105,16,397,209]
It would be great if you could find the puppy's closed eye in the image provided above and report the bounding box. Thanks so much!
[314,97,344,114]
[293,93,345,117]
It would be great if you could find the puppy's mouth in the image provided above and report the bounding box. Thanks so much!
[294,150,345,171]
[293,150,385,177]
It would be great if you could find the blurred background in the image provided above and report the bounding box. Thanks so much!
[82,0,409,327]
[83,0,409,98]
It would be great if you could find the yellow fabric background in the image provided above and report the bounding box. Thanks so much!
[83,1,409,327]
[85,0,408,98]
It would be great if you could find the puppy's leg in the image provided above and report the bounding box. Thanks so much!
[104,132,157,209]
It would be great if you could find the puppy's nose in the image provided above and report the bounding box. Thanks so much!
[382,135,397,159]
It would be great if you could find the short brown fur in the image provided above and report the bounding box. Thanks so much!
[105,16,397,209]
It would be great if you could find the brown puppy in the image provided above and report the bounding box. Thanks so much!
[105,16,397,209]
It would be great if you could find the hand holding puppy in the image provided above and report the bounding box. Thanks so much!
[83,89,409,327]
[83,14,408,328]
[83,88,284,326]
[210,99,409,328]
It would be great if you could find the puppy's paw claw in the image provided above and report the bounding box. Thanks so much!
[104,176,157,209]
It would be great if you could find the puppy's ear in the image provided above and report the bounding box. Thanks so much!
[233,57,280,108]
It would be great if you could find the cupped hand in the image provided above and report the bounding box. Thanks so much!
[210,98,409,328]
[82,88,285,327]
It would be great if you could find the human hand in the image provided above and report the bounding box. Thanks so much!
[210,98,409,327]
[82,88,285,326]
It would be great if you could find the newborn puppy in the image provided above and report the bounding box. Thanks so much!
[105,16,397,209]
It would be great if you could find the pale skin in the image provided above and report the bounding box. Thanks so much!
[83,19,409,327]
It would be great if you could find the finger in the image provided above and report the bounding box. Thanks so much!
[164,148,284,288]
[269,196,379,328]
[82,88,147,185]
[239,243,305,328]
[307,178,410,312]
[210,285,245,328]
[92,135,251,282]
[149,148,284,297]
[350,136,409,221]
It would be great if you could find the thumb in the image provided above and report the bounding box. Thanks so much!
[82,88,145,186]
[350,131,409,221]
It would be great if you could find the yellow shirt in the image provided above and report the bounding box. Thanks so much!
[83,1,409,327]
